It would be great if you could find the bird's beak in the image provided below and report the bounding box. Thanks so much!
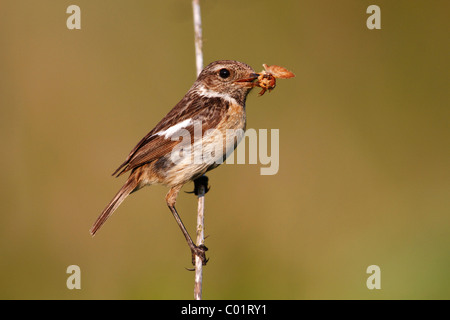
[235,73,260,87]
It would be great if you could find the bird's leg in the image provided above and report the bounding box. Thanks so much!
[166,185,208,266]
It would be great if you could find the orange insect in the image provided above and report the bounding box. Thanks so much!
[255,64,295,96]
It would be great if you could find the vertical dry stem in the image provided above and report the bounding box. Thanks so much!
[192,0,203,77]
[194,184,206,300]
[192,0,204,301]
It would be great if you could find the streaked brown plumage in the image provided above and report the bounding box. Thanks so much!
[90,60,258,265]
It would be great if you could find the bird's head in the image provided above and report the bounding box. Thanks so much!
[193,60,259,104]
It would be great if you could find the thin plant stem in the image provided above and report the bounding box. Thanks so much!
[192,0,205,301]
[192,0,203,77]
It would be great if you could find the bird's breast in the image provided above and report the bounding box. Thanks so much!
[215,102,246,153]
[146,102,247,187]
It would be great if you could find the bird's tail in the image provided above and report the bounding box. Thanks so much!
[90,176,138,236]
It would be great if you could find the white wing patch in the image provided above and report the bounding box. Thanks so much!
[155,118,193,139]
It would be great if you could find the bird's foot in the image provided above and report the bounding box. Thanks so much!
[186,175,210,196]
[191,244,209,266]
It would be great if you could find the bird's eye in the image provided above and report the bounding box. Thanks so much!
[219,68,230,79]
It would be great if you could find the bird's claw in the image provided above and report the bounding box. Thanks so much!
[186,176,210,196]
[191,244,209,266]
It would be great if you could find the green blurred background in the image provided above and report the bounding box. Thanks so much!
[0,0,449,299]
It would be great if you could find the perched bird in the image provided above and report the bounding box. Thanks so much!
[90,60,260,265]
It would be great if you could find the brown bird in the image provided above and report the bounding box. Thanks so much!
[90,60,259,265]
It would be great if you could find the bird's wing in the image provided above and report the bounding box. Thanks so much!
[112,94,229,177]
